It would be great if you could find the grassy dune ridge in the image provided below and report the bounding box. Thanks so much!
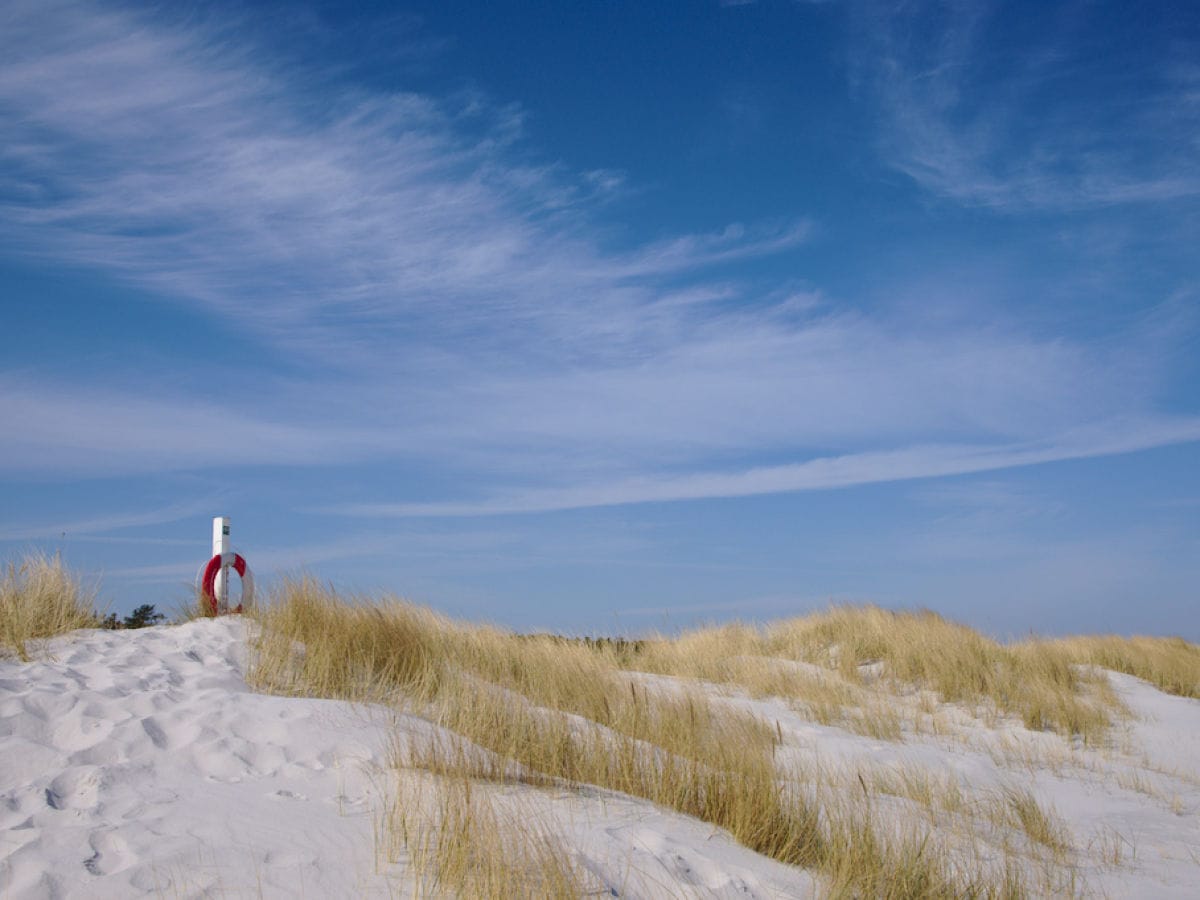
[248,576,1198,898]
[5,553,1199,897]
[0,552,101,661]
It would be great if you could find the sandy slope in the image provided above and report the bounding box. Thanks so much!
[0,619,397,897]
[2,619,1198,898]
[626,663,1200,898]
[0,621,814,898]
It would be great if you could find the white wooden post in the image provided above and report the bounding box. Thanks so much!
[212,516,230,613]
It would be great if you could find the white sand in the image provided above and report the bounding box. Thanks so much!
[2,619,1198,898]
[1,619,397,897]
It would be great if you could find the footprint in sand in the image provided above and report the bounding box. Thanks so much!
[83,828,135,875]
[44,766,101,811]
[51,706,115,753]
[140,716,169,749]
[22,692,78,722]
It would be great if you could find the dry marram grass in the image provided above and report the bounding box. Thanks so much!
[9,558,1190,898]
[0,552,100,660]
[375,772,585,898]
[251,582,1084,897]
[1050,635,1200,699]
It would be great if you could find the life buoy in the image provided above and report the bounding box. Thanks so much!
[200,552,254,615]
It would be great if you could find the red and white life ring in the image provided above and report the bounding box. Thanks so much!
[199,552,254,615]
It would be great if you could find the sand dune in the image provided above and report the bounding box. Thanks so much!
[2,618,1198,897]
[0,621,813,897]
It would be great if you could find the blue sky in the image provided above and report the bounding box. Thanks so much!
[2,0,1197,637]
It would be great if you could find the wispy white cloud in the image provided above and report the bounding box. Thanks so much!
[0,0,1196,514]
[0,377,385,473]
[857,0,1200,210]
[333,416,1200,517]
[0,0,805,366]
[0,500,212,542]
[1,295,1173,483]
